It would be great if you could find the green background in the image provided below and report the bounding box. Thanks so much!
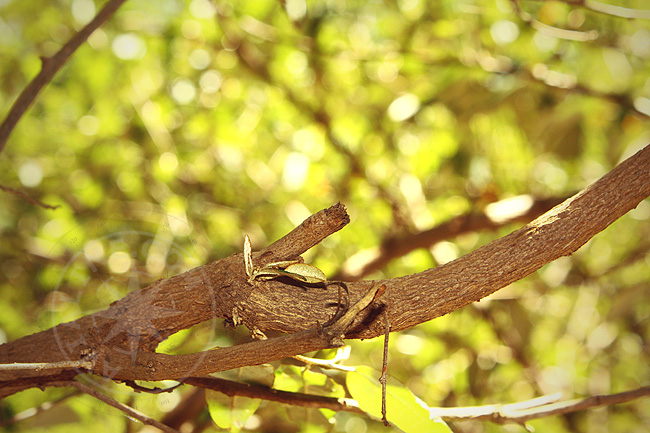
[1,0,649,432]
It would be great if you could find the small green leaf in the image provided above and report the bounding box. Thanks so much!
[346,366,451,433]
[274,366,305,392]
[155,328,190,354]
[206,390,260,432]
[206,365,275,431]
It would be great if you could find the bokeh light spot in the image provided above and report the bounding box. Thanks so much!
[19,161,43,187]
[108,251,132,274]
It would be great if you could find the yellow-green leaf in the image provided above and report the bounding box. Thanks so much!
[346,366,451,433]
[206,390,261,432]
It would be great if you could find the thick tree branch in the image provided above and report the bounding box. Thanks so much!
[0,0,128,153]
[334,196,568,281]
[0,264,377,394]
[244,144,650,338]
[1,146,649,396]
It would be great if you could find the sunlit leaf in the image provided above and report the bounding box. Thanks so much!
[346,366,451,433]
[206,390,261,432]
[206,365,275,431]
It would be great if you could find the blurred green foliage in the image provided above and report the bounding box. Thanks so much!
[1,0,649,432]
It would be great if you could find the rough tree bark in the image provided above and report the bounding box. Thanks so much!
[1,144,649,399]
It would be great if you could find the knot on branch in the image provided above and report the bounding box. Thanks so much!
[319,284,386,347]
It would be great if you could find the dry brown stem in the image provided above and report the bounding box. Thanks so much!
[182,376,363,414]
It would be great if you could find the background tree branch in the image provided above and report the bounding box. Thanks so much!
[0,184,59,210]
[0,0,128,153]
[335,195,568,281]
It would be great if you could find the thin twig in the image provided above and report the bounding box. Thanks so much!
[178,378,650,426]
[429,386,650,424]
[0,0,128,152]
[182,376,363,414]
[123,380,182,394]
[0,184,59,209]
[0,359,92,371]
[69,381,180,433]
[379,310,391,426]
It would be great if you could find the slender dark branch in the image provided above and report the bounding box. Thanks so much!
[68,381,180,433]
[182,376,363,414]
[0,184,59,209]
[0,0,128,153]
[159,388,206,430]
[123,380,181,394]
